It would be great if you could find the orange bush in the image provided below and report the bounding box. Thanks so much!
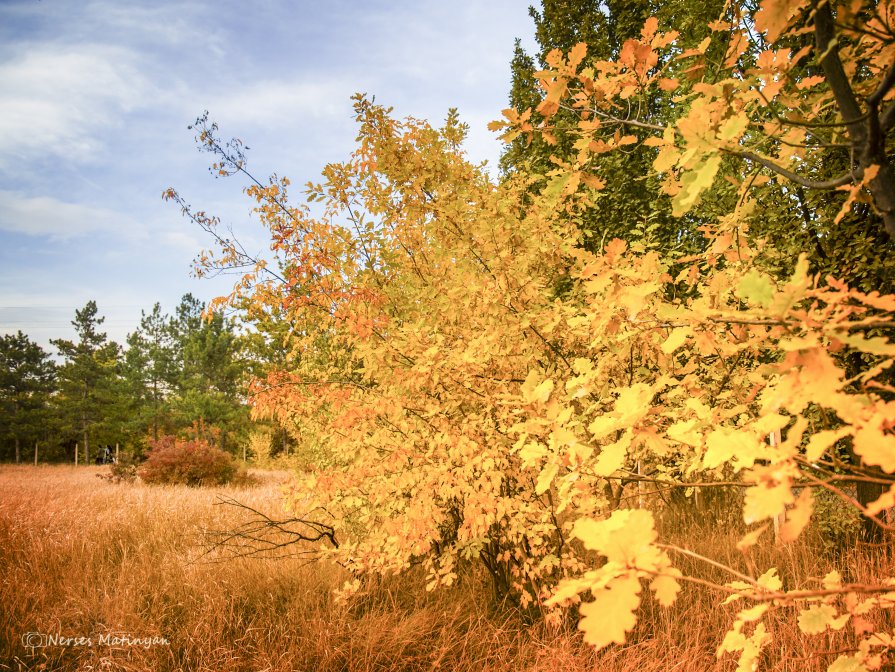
[139,435,237,487]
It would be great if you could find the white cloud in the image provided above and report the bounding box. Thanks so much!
[208,79,353,128]
[82,1,226,55]
[0,44,152,168]
[0,190,145,240]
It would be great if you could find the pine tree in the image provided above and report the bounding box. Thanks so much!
[168,294,249,451]
[0,331,55,462]
[52,301,121,464]
[122,303,177,442]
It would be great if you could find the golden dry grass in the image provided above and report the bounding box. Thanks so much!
[0,465,891,671]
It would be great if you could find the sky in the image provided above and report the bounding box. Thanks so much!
[0,0,538,352]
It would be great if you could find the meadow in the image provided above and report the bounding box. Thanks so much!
[0,464,890,671]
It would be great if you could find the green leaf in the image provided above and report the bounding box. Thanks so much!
[736,270,774,308]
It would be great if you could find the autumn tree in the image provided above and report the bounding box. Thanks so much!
[168,1,895,667]
[0,331,55,463]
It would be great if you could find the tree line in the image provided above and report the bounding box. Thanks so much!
[0,295,278,464]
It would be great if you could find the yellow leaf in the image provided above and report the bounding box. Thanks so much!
[755,0,807,42]
[594,433,630,476]
[667,419,702,447]
[718,115,749,142]
[661,327,690,354]
[853,425,895,473]
[531,378,555,404]
[736,270,775,308]
[615,383,654,420]
[536,462,559,495]
[827,654,866,672]
[704,427,758,469]
[865,485,895,517]
[567,42,587,68]
[572,509,657,566]
[744,482,794,523]
[578,575,642,650]
[779,488,813,542]
[737,603,769,622]
[823,570,842,589]
[736,523,770,551]
[798,604,839,634]
[805,428,850,463]
[756,568,782,591]
[650,570,682,607]
[672,153,721,215]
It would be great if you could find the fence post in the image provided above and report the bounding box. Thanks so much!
[33,441,38,466]
[75,442,79,466]
[769,430,784,541]
[115,443,119,464]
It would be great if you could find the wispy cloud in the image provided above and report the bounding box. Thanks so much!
[0,44,152,169]
[0,190,145,240]
[209,79,352,128]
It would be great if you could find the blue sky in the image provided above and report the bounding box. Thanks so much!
[0,0,537,350]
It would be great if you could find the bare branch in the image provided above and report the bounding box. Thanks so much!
[199,495,339,562]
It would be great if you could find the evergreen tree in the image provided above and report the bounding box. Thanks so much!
[0,331,56,462]
[51,301,121,464]
[168,294,249,451]
[122,303,177,442]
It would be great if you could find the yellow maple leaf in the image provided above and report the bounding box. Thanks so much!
[703,426,758,469]
[853,425,895,473]
[578,575,642,650]
[650,569,682,607]
[798,604,840,634]
[573,509,658,566]
[754,0,807,42]
[744,481,794,523]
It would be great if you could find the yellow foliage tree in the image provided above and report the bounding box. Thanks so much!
[167,1,895,668]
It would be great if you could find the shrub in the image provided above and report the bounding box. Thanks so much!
[96,453,139,484]
[139,435,238,487]
[811,488,863,552]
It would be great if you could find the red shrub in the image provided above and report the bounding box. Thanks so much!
[139,435,237,486]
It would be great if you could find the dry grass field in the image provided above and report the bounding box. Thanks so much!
[0,465,891,671]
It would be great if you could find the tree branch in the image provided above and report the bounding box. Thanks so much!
[732,150,857,189]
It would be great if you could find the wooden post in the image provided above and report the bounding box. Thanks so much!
[769,430,783,541]
[75,442,79,466]
[33,441,38,466]
[243,443,247,463]
[115,443,119,464]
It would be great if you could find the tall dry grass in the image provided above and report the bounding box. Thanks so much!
[0,465,891,671]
